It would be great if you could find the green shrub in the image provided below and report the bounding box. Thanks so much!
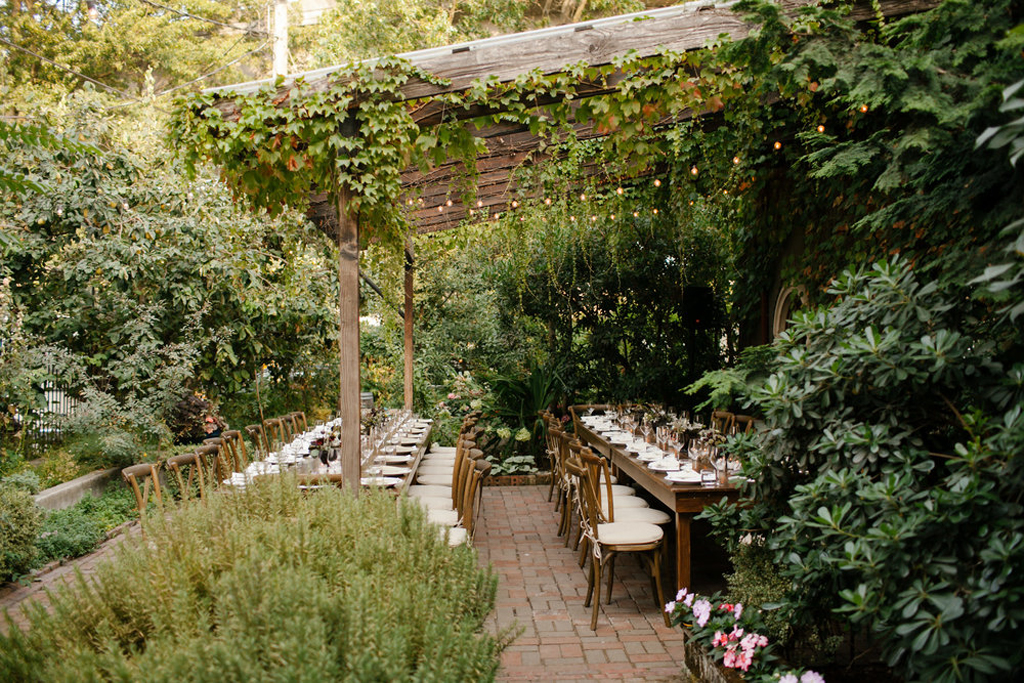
[0,485,43,582]
[34,449,81,489]
[0,470,41,494]
[34,507,104,564]
[0,475,502,681]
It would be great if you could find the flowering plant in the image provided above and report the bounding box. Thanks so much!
[666,589,825,683]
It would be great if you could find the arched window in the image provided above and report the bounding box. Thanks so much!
[772,286,808,338]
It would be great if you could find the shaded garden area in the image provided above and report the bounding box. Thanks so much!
[3,0,1024,681]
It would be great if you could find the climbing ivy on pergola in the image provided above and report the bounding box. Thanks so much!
[170,0,936,489]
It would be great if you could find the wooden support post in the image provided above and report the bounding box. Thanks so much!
[403,239,414,411]
[336,183,361,493]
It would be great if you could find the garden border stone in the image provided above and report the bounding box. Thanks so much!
[681,629,742,683]
[33,467,119,511]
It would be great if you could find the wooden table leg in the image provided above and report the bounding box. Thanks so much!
[675,511,691,592]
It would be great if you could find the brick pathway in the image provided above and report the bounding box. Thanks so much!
[0,524,138,636]
[476,485,704,682]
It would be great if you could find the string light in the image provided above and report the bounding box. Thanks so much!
[774,141,782,150]
[610,214,616,220]
[859,104,869,113]
[544,197,552,205]
[437,206,443,213]
[632,211,639,217]
[817,125,825,133]
[476,200,483,207]
[653,179,661,187]
[511,200,519,208]
[445,199,453,206]
[652,208,659,215]
[732,156,740,165]
[590,215,597,222]
[616,187,624,195]
[570,215,576,222]
[495,212,502,220]
[579,193,586,201]
[690,166,698,176]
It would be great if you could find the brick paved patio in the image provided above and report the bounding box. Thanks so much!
[475,485,719,682]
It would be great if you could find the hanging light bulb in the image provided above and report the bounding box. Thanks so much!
[476,200,483,207]
[579,193,586,201]
[544,197,552,205]
[652,208,659,215]
[817,125,825,133]
[690,166,698,176]
[732,156,740,165]
[859,104,869,113]
[437,206,444,213]
[632,211,639,218]
[774,141,782,150]
[445,199,453,206]
[511,200,519,208]
[590,215,597,222]
[616,187,624,195]
[654,179,661,187]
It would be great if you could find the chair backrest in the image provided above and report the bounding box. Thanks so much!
[263,418,285,449]
[244,424,270,459]
[221,430,248,472]
[578,446,616,522]
[194,444,224,487]
[732,414,756,434]
[460,459,492,539]
[166,452,206,501]
[569,404,612,432]
[710,410,734,434]
[121,463,163,514]
[290,411,308,432]
[563,455,599,541]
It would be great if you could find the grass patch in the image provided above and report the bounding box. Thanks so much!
[1,475,501,681]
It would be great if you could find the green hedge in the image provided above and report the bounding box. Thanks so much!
[0,477,501,681]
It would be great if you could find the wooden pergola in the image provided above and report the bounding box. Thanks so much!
[206,0,935,490]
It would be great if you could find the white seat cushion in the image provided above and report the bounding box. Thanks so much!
[605,484,636,497]
[609,507,671,525]
[427,508,459,526]
[416,466,454,476]
[446,526,468,546]
[596,521,663,545]
[604,494,648,508]
[415,496,454,511]
[428,446,458,454]
[406,485,451,498]
[417,473,453,485]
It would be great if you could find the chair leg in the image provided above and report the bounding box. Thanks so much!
[590,557,603,631]
[584,554,597,607]
[578,535,589,568]
[606,552,617,605]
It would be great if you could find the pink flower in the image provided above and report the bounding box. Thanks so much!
[719,603,734,612]
[692,599,712,627]
[712,631,726,647]
[733,602,743,620]
[800,672,826,683]
[684,592,695,607]
[448,392,459,400]
[779,675,799,683]
[664,601,676,614]
[676,588,689,602]
[722,647,737,668]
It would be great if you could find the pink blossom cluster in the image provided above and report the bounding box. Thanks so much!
[779,671,826,683]
[712,626,768,672]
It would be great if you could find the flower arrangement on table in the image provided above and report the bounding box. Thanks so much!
[666,589,825,683]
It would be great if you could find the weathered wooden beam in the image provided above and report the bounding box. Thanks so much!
[403,240,414,411]
[335,180,361,493]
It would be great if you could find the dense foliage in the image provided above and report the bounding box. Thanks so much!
[0,478,501,681]
[0,479,42,582]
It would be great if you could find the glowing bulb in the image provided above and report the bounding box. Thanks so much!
[610,214,616,220]
[653,208,659,215]
[437,206,443,213]
[653,179,661,187]
[859,104,868,113]
[616,187,624,195]
[632,211,639,218]
[445,199,453,206]
[519,216,525,222]
[544,197,552,205]
[690,166,698,176]
[774,141,782,150]
[495,213,502,220]
[590,215,597,222]
[511,200,518,208]
[817,125,825,133]
[732,156,740,165]
[579,193,586,201]
[476,200,483,207]
[570,215,576,222]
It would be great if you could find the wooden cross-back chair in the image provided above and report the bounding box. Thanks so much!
[732,414,757,434]
[244,424,270,460]
[289,411,308,433]
[121,463,163,515]
[166,452,207,502]
[568,404,613,434]
[220,430,249,473]
[564,454,669,630]
[263,418,286,450]
[445,459,492,547]
[710,410,734,434]
[193,444,224,488]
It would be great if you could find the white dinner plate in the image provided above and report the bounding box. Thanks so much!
[360,476,403,487]
[373,465,412,476]
[664,471,703,483]
[636,451,662,462]
[648,459,683,472]
[395,445,417,454]
[377,454,414,463]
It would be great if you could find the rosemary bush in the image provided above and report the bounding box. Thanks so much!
[0,476,501,681]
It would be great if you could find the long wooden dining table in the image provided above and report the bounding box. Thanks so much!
[574,421,740,592]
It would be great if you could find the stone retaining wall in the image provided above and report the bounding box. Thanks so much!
[33,467,120,511]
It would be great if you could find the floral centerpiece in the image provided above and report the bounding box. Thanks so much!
[666,589,825,683]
